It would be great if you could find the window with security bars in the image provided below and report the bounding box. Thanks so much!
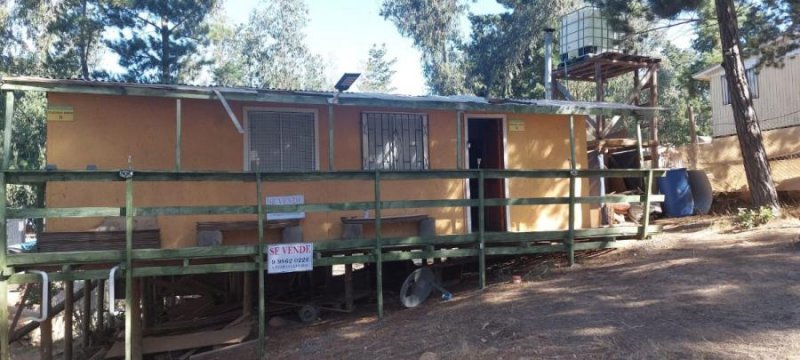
[721,68,758,105]
[247,111,316,171]
[362,112,429,170]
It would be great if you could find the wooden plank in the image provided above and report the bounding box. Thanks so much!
[8,206,122,219]
[105,325,250,358]
[382,248,477,262]
[341,214,429,224]
[196,219,297,231]
[3,168,667,185]
[137,206,257,217]
[189,339,257,360]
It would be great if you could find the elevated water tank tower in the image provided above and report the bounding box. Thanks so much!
[559,6,620,64]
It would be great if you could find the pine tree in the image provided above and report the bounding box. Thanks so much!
[46,0,106,79]
[360,44,397,93]
[380,0,468,95]
[105,0,217,84]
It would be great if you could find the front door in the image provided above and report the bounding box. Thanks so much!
[468,118,506,232]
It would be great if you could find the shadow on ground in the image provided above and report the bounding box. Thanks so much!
[266,220,800,359]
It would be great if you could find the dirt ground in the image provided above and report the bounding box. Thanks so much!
[266,216,800,359]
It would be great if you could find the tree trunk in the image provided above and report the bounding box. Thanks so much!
[161,16,171,84]
[80,0,90,80]
[714,0,780,211]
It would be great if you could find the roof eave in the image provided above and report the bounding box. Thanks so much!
[0,76,659,117]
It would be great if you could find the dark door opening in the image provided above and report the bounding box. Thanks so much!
[468,118,506,232]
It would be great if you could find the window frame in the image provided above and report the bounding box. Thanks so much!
[360,111,430,170]
[243,107,320,172]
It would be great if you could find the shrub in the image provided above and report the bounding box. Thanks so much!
[735,206,775,230]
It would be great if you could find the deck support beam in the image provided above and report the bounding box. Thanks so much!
[567,115,577,266]
[374,171,383,319]
[478,170,486,289]
[63,277,74,360]
[255,171,266,359]
[456,111,463,169]
[175,99,182,171]
[124,176,141,360]
[0,91,13,360]
[328,105,335,171]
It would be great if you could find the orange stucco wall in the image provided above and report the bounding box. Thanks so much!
[45,93,591,248]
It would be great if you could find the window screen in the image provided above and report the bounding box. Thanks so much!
[248,111,316,171]
[362,112,429,170]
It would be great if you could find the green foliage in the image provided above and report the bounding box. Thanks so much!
[211,0,326,90]
[380,0,468,95]
[105,0,218,84]
[360,43,397,93]
[735,206,775,229]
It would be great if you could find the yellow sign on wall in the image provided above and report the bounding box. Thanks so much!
[509,119,525,132]
[47,105,74,122]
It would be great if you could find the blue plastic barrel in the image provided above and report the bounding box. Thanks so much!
[657,168,695,217]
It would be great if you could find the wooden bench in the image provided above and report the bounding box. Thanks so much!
[37,230,161,252]
[340,214,435,239]
[339,214,435,311]
[196,220,302,246]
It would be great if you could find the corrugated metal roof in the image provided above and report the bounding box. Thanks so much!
[0,76,659,116]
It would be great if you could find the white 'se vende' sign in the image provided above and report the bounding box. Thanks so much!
[266,243,314,274]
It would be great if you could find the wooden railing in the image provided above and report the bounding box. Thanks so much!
[0,167,664,359]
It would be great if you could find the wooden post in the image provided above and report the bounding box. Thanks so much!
[123,176,141,360]
[95,280,104,334]
[64,278,74,360]
[328,105,335,171]
[639,170,654,240]
[649,64,660,167]
[0,92,12,360]
[456,111,463,169]
[567,115,577,266]
[688,106,698,169]
[595,62,605,139]
[3,92,15,169]
[242,272,252,316]
[343,264,353,311]
[478,169,486,289]
[175,99,181,171]
[39,284,52,360]
[81,280,91,350]
[636,121,645,169]
[373,170,383,319]
[255,171,266,360]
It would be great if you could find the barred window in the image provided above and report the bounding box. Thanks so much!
[362,112,429,170]
[721,68,758,105]
[247,110,316,171]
